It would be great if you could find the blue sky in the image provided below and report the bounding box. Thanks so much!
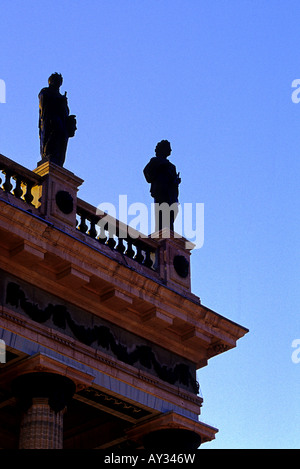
[1,0,300,449]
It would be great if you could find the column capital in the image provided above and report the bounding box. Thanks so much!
[0,352,94,394]
[12,371,75,412]
[126,411,218,449]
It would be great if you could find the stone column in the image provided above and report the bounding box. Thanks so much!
[12,372,75,449]
[18,398,64,449]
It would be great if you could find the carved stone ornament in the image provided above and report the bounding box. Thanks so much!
[173,255,189,278]
[5,280,199,394]
[55,190,74,214]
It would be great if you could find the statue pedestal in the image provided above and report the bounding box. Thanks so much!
[151,229,199,302]
[34,161,83,229]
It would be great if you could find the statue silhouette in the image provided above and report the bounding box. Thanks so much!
[38,73,76,167]
[144,140,181,232]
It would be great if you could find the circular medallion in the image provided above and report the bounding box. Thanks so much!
[173,255,189,278]
[55,190,73,214]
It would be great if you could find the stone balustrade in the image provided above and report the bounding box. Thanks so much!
[0,153,195,292]
[0,153,42,208]
[76,198,158,271]
[0,154,161,276]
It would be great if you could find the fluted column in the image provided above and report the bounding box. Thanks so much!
[12,372,75,449]
[18,398,64,449]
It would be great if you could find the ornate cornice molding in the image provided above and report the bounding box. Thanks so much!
[5,281,199,394]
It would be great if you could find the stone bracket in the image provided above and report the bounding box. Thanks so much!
[126,411,218,448]
[0,352,95,393]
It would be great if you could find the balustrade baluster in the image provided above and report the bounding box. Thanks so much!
[97,223,107,244]
[88,216,98,239]
[107,228,116,249]
[116,237,125,253]
[134,243,144,264]
[116,227,126,254]
[125,239,135,258]
[144,248,154,268]
[78,212,88,234]
[24,181,34,205]
[2,170,13,193]
[13,176,23,199]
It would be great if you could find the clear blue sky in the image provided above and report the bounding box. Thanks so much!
[1,0,300,449]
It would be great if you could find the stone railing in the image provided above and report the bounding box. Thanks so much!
[0,154,42,208]
[76,198,158,271]
[0,153,159,273]
[0,154,193,288]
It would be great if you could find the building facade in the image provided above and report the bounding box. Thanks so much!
[0,153,248,449]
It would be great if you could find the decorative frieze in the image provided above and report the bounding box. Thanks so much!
[2,272,199,394]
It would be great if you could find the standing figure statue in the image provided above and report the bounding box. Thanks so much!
[38,73,76,167]
[143,140,181,232]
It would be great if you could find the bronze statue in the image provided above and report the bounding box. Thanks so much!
[144,140,181,232]
[38,73,76,167]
